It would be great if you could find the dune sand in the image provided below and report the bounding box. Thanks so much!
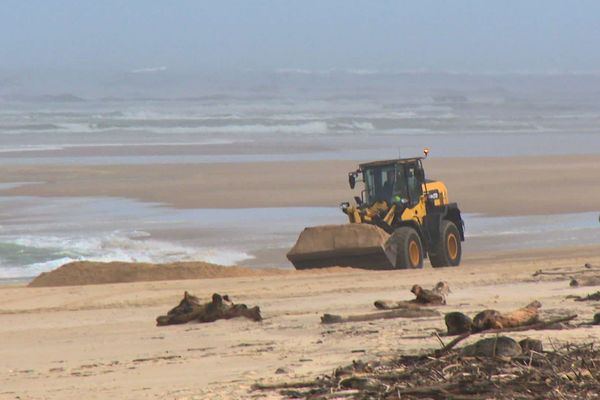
[1,247,599,399]
[28,261,289,287]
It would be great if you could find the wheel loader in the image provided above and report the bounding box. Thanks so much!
[287,149,464,270]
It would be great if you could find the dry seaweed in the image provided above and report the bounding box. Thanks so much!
[253,341,600,399]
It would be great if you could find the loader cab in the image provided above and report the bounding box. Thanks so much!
[359,158,425,208]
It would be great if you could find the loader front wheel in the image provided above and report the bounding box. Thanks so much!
[390,227,423,269]
[430,220,462,268]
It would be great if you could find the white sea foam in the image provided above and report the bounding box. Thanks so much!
[0,140,242,153]
[0,232,253,279]
[0,121,332,135]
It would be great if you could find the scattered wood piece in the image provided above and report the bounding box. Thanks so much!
[475,314,577,335]
[156,292,262,326]
[373,300,430,310]
[321,308,439,324]
[570,290,600,302]
[461,336,522,358]
[445,311,473,335]
[435,315,577,356]
[254,341,599,399]
[533,266,600,277]
[374,281,450,310]
[434,332,471,357]
[569,275,600,287]
[472,300,541,332]
[252,380,320,390]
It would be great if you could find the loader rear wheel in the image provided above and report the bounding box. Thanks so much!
[430,220,461,268]
[390,227,423,269]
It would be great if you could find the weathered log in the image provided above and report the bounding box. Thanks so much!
[373,300,431,310]
[252,380,321,390]
[461,336,522,358]
[569,275,600,287]
[434,314,577,356]
[445,311,473,335]
[321,308,439,324]
[156,292,262,326]
[533,267,600,277]
[572,290,600,301]
[374,281,450,309]
[472,300,541,332]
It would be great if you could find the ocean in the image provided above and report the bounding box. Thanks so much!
[1,72,600,280]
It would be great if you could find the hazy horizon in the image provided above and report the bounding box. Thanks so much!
[3,0,600,98]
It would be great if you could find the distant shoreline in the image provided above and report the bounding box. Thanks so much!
[1,154,599,216]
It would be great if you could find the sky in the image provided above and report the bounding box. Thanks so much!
[1,0,600,74]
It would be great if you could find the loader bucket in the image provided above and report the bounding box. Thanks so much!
[286,224,396,270]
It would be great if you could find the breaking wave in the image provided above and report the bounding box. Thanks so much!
[0,232,253,279]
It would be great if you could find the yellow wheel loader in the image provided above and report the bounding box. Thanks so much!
[287,149,464,270]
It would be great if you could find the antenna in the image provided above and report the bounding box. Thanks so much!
[397,148,401,158]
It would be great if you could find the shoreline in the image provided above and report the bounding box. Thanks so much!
[0,154,600,216]
[3,243,600,288]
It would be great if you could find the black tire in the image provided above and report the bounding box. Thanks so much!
[387,227,423,269]
[429,220,462,268]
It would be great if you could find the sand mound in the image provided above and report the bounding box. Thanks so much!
[28,261,289,287]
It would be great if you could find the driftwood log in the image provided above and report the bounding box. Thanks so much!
[156,292,262,326]
[533,263,600,277]
[569,275,600,287]
[472,300,541,332]
[321,308,439,324]
[436,314,577,355]
[571,290,600,301]
[374,281,450,310]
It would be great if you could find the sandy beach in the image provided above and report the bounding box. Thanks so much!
[1,249,599,399]
[1,151,599,399]
[2,154,600,216]
[4,3,600,398]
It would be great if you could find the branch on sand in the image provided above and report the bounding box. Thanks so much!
[252,380,321,390]
[375,281,450,309]
[156,292,262,326]
[374,300,436,310]
[253,340,600,399]
[533,263,600,277]
[321,308,440,324]
[571,290,600,301]
[435,314,578,357]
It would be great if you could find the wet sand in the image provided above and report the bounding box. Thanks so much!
[1,247,599,399]
[1,154,600,216]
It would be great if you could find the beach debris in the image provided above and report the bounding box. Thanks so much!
[461,336,522,357]
[533,263,600,278]
[594,312,600,325]
[472,300,541,332]
[444,311,473,335]
[156,292,262,326]
[320,308,439,324]
[444,305,576,337]
[519,338,543,353]
[275,367,292,374]
[570,290,600,302]
[253,342,600,399]
[412,281,449,304]
[569,275,600,287]
[374,281,450,310]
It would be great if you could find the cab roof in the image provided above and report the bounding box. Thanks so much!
[359,157,424,169]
